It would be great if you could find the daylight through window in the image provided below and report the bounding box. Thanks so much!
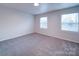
[40,17,47,29]
[61,13,78,32]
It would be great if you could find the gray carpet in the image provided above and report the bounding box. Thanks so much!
[0,33,79,56]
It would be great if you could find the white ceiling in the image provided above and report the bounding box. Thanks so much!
[0,3,79,15]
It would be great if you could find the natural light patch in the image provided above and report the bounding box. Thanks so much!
[61,13,78,32]
[40,17,47,29]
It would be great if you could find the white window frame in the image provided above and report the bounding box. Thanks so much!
[40,17,48,29]
[61,13,79,32]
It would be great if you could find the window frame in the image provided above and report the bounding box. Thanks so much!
[40,17,48,29]
[61,13,79,32]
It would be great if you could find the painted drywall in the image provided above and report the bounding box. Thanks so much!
[34,6,79,43]
[0,6,34,41]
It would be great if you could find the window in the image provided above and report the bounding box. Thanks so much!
[40,17,47,29]
[61,13,78,32]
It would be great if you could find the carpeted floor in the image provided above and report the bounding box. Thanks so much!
[0,33,79,56]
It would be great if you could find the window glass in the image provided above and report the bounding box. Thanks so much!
[40,17,47,29]
[61,13,78,32]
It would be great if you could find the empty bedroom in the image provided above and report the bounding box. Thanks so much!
[0,3,79,56]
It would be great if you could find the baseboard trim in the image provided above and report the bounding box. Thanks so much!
[35,32,79,44]
[0,32,34,42]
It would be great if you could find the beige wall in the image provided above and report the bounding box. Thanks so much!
[34,6,79,43]
[0,6,34,41]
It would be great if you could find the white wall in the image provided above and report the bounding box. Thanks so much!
[0,6,34,41]
[34,6,79,43]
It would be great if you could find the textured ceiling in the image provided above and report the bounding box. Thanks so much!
[0,3,79,15]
